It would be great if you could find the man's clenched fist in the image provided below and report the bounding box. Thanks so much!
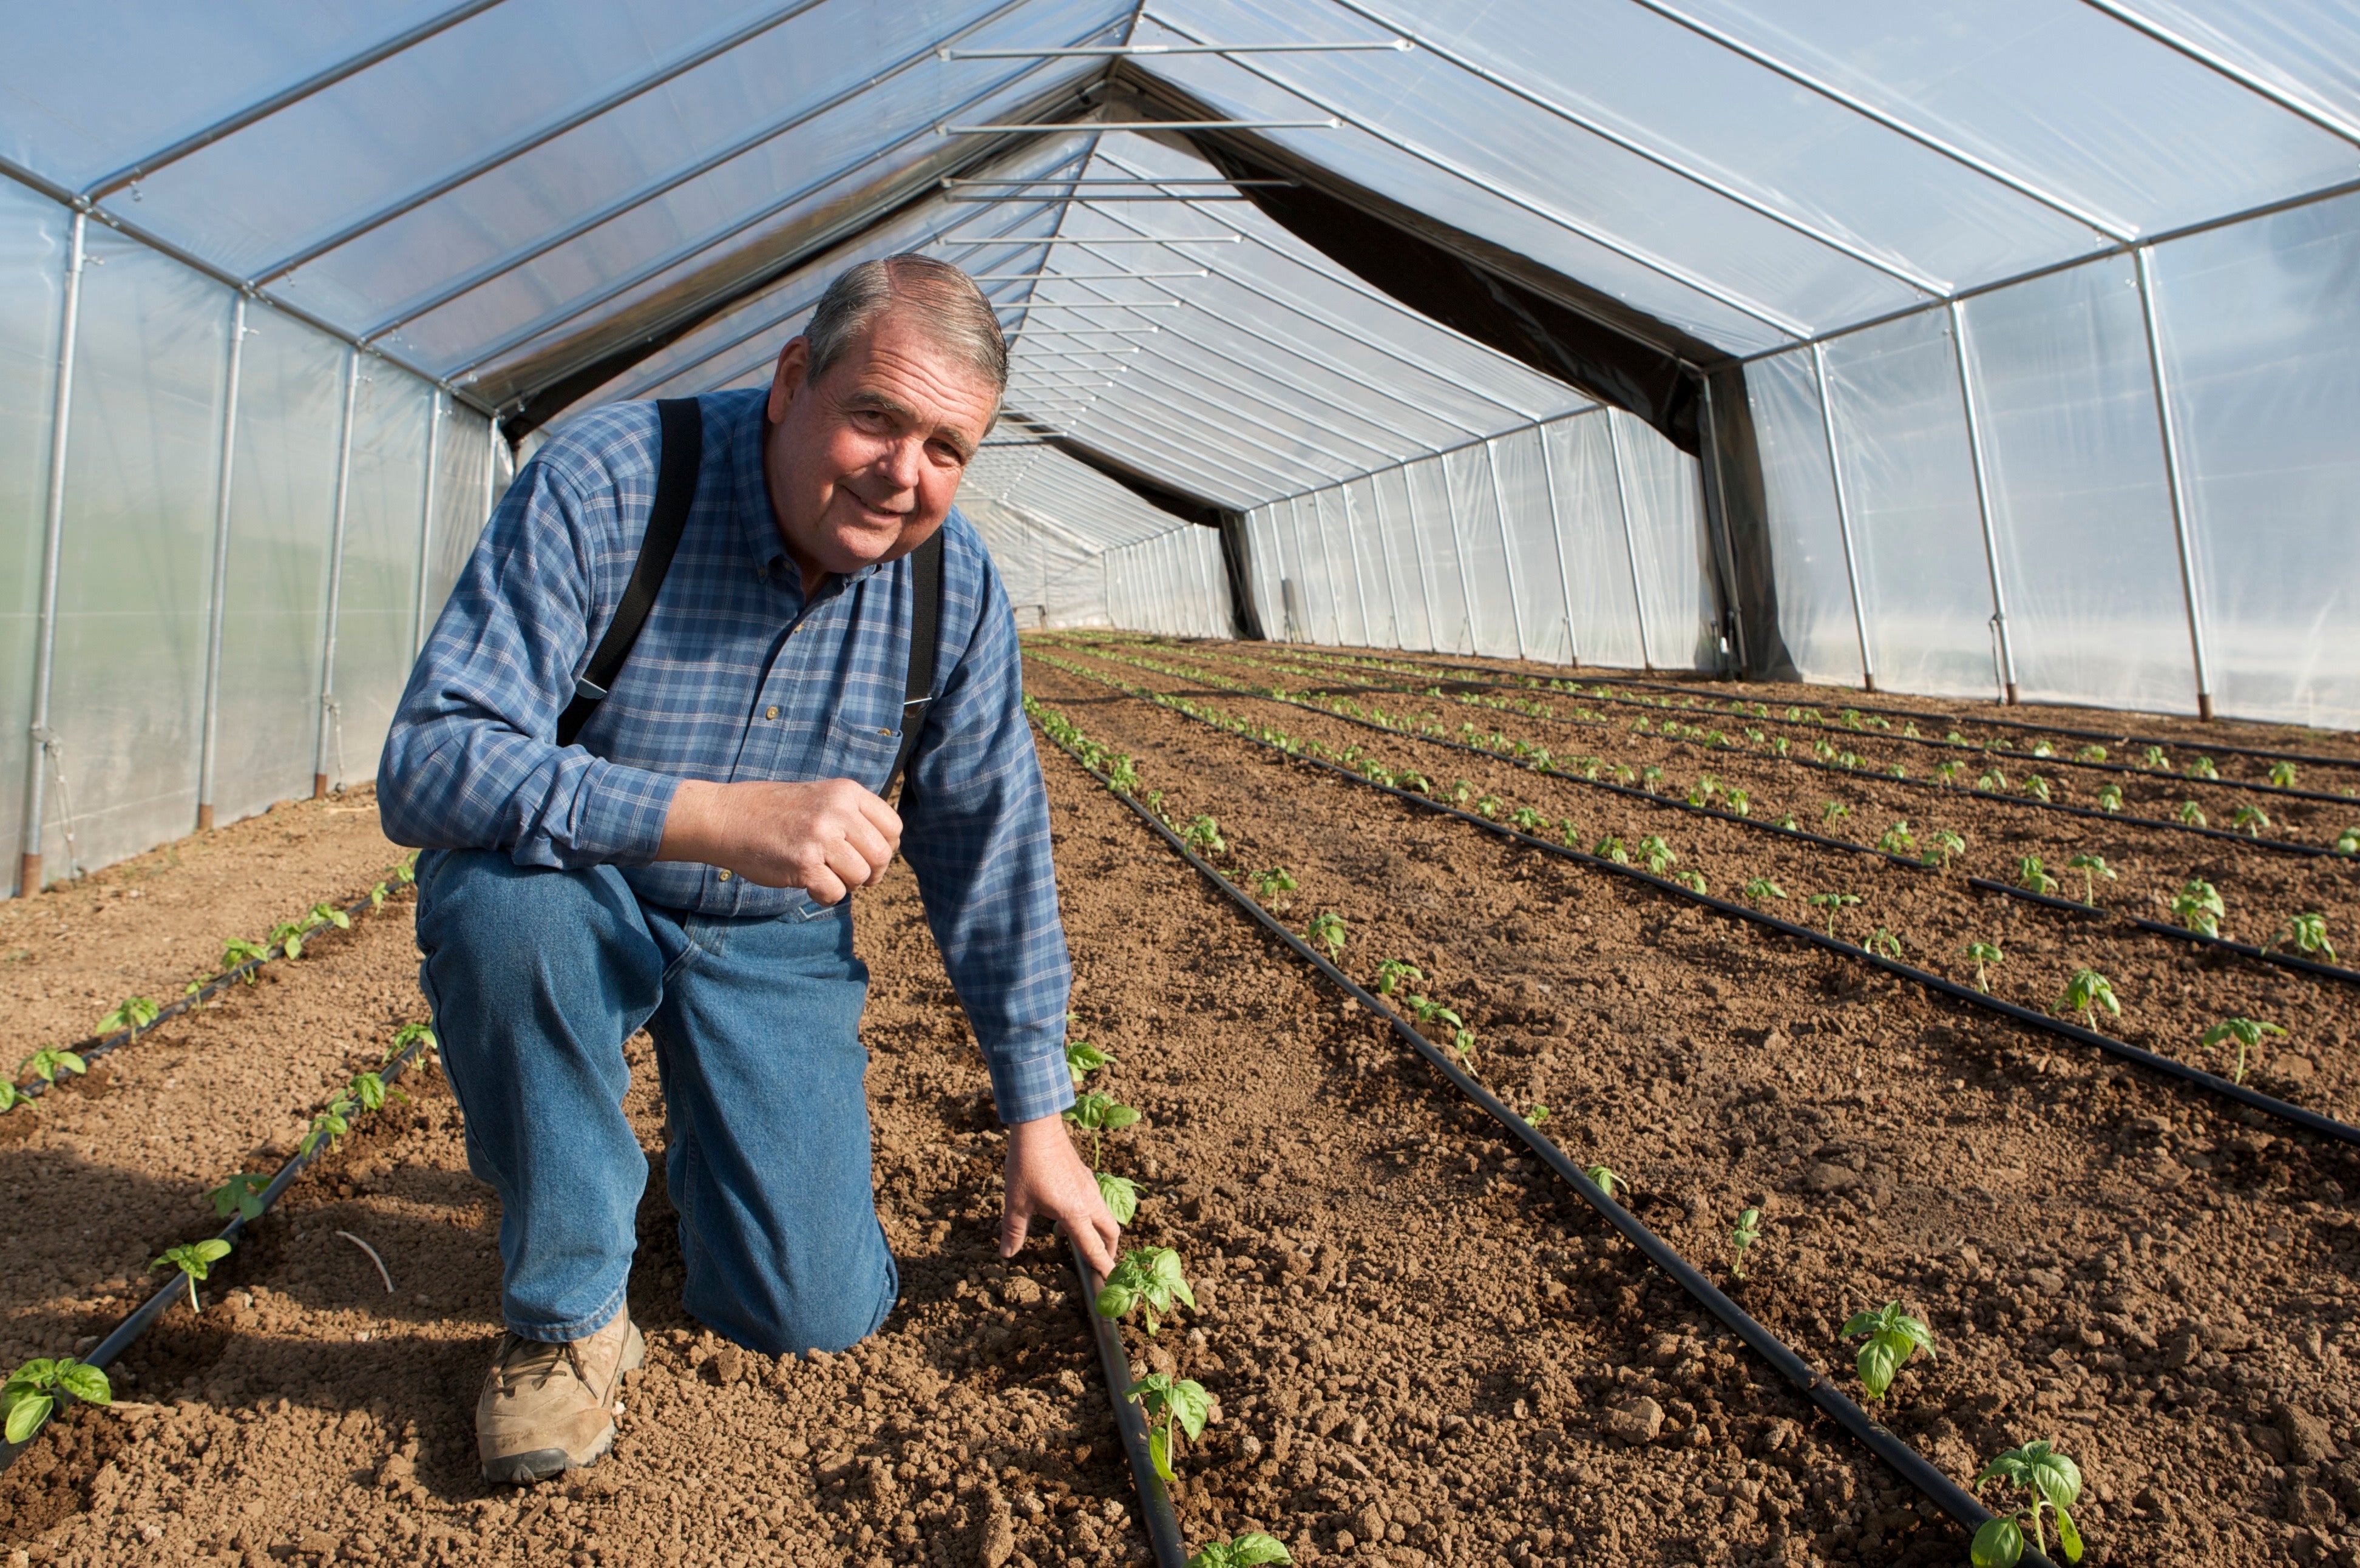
[657,777,903,902]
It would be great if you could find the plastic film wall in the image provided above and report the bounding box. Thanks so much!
[0,181,496,888]
[1240,408,1710,670]
[1747,194,2360,731]
[1102,525,1233,640]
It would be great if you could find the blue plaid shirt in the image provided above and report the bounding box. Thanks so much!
[379,388,1073,1125]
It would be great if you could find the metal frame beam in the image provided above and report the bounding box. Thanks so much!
[1947,299,2019,705]
[196,293,248,833]
[1807,343,1874,692]
[19,211,87,894]
[1482,438,1529,658]
[2074,0,2360,147]
[313,349,364,797]
[2134,244,2215,720]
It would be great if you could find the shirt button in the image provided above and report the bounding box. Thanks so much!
[716,870,731,882]
[765,706,779,720]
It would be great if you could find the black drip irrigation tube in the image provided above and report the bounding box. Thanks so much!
[0,1026,437,1474]
[4,879,412,1106]
[1031,649,1930,875]
[1067,1236,1187,1568]
[1191,641,2360,811]
[1237,640,2360,775]
[1968,877,2360,992]
[1045,670,2360,1152]
[1072,640,2349,864]
[1030,714,2055,1568]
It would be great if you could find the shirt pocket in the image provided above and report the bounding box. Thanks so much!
[826,716,904,794]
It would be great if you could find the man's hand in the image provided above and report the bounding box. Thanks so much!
[1001,1115,1121,1280]
[656,777,901,902]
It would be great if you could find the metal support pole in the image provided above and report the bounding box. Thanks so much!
[1326,488,1373,646]
[196,292,248,833]
[1371,473,1434,652]
[1947,299,2019,705]
[1343,483,1399,649]
[19,209,86,896]
[1538,419,1579,666]
[1482,438,1530,660]
[314,349,362,799]
[1697,377,1748,676]
[1808,344,1876,692]
[1292,496,1338,644]
[2134,245,2216,721]
[1418,462,1479,655]
[1603,410,1658,674]
[412,390,442,659]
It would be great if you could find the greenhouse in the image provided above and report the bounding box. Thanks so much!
[2,5,2358,1567]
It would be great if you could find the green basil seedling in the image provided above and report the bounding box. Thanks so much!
[1065,1037,1114,1089]
[1876,821,1914,856]
[308,902,353,934]
[270,921,310,961]
[1097,1173,1140,1225]
[97,996,160,1034]
[2076,745,2109,763]
[1726,788,1751,817]
[1806,892,1861,940]
[2272,913,2336,962]
[2064,854,2114,905]
[1182,816,1227,856]
[18,1048,84,1087]
[1866,927,1902,959]
[208,1174,271,1223]
[1971,1441,2086,1566]
[1742,877,1785,905]
[1095,1246,1195,1336]
[2142,746,2168,769]
[152,1238,233,1314]
[2230,803,2270,838]
[2176,800,2207,828]
[1064,1092,1141,1169]
[1729,1208,1762,1280]
[2339,825,2360,857]
[1962,942,2004,993]
[1122,1371,1212,1483]
[300,1095,355,1157]
[2055,968,2120,1031]
[2200,1017,2284,1086]
[1245,867,1297,899]
[2095,784,2123,814]
[2015,856,2058,896]
[1638,835,1677,875]
[1675,870,1709,894]
[2270,760,2297,788]
[1840,1302,1936,1400]
[1820,801,1848,826]
[221,936,268,981]
[1592,835,1629,865]
[1187,1535,1292,1568]
[1304,912,1348,961]
[2186,756,2219,781]
[1375,959,1423,996]
[2,1357,110,1445]
[2172,878,2224,938]
[1585,1164,1627,1200]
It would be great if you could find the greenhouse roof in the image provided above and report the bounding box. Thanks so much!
[6,0,2356,516]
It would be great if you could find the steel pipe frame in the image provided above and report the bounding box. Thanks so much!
[1139,11,1814,342]
[1946,298,2019,705]
[1114,348,1401,468]
[1000,405,1263,506]
[969,269,1209,279]
[937,233,1238,246]
[1480,437,1531,659]
[948,177,1291,187]
[1084,154,1582,418]
[1536,421,1580,666]
[1056,231,1513,440]
[1316,0,1949,300]
[949,191,1249,201]
[1618,0,2132,244]
[1694,375,1748,674]
[1059,373,1355,492]
[2072,0,2360,147]
[1806,343,1875,692]
[1602,408,1659,672]
[18,211,87,895]
[412,391,445,660]
[195,294,248,834]
[313,350,364,798]
[1368,466,1437,652]
[1024,263,1462,452]
[84,0,512,200]
[1341,480,1402,649]
[376,0,1072,348]
[257,0,836,285]
[943,119,1339,133]
[1321,486,1374,643]
[1402,453,1479,655]
[946,41,1407,58]
[2134,243,2216,721]
[1294,496,1345,643]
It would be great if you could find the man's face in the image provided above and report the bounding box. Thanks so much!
[762,312,998,587]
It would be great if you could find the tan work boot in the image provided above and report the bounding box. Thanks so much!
[476,1311,644,1485]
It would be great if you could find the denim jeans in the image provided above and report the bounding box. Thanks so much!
[413,850,898,1356]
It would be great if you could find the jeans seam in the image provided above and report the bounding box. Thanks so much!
[509,1278,630,1344]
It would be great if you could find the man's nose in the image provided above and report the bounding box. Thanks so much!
[877,436,924,491]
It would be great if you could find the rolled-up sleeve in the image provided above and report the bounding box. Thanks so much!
[900,567,1074,1126]
[376,431,682,867]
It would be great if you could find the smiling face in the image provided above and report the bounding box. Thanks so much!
[761,311,999,593]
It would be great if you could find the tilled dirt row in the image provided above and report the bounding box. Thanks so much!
[1229,641,2360,798]
[1224,640,2360,813]
[4,752,1865,1568]
[1024,655,2360,1568]
[0,789,413,1056]
[1042,641,2360,1124]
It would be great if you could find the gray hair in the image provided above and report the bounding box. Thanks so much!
[804,254,1008,397]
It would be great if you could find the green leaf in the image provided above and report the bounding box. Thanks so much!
[1147,1426,1172,1484]
[53,1362,109,1406]
[1096,1172,1139,1225]
[1229,1535,1293,1567]
[5,1391,52,1445]
[1169,1377,1213,1442]
[1970,1517,2023,1568]
[2055,1504,2083,1563]
[1855,1338,1899,1399]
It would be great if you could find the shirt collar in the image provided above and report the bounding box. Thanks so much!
[720,388,883,593]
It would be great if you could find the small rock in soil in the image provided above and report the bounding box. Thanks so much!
[1606,1396,1665,1444]
[2282,1404,2341,1465]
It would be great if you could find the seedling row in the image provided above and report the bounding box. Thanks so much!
[1037,644,2360,1132]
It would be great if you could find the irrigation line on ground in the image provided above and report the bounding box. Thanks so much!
[1227,638,2356,773]
[1199,640,2360,809]
[1039,663,2360,1148]
[1066,1235,1187,1568]
[0,1026,437,1473]
[5,869,416,1104]
[1967,877,2360,992]
[1031,647,1930,873]
[1079,638,2348,862]
[1028,708,2054,1568]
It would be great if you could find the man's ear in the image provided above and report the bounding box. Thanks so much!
[766,336,812,425]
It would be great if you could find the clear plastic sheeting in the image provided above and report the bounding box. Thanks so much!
[1103,524,1231,640]
[1241,408,1709,669]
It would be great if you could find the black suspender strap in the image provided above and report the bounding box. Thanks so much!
[886,530,945,800]
[555,398,702,749]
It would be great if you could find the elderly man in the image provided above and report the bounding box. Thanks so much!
[378,254,1116,1485]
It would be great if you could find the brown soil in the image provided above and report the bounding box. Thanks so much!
[1022,647,2360,1567]
[5,646,2356,1568]
[1042,639,2360,1118]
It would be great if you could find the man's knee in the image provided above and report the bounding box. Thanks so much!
[691,1242,897,1358]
